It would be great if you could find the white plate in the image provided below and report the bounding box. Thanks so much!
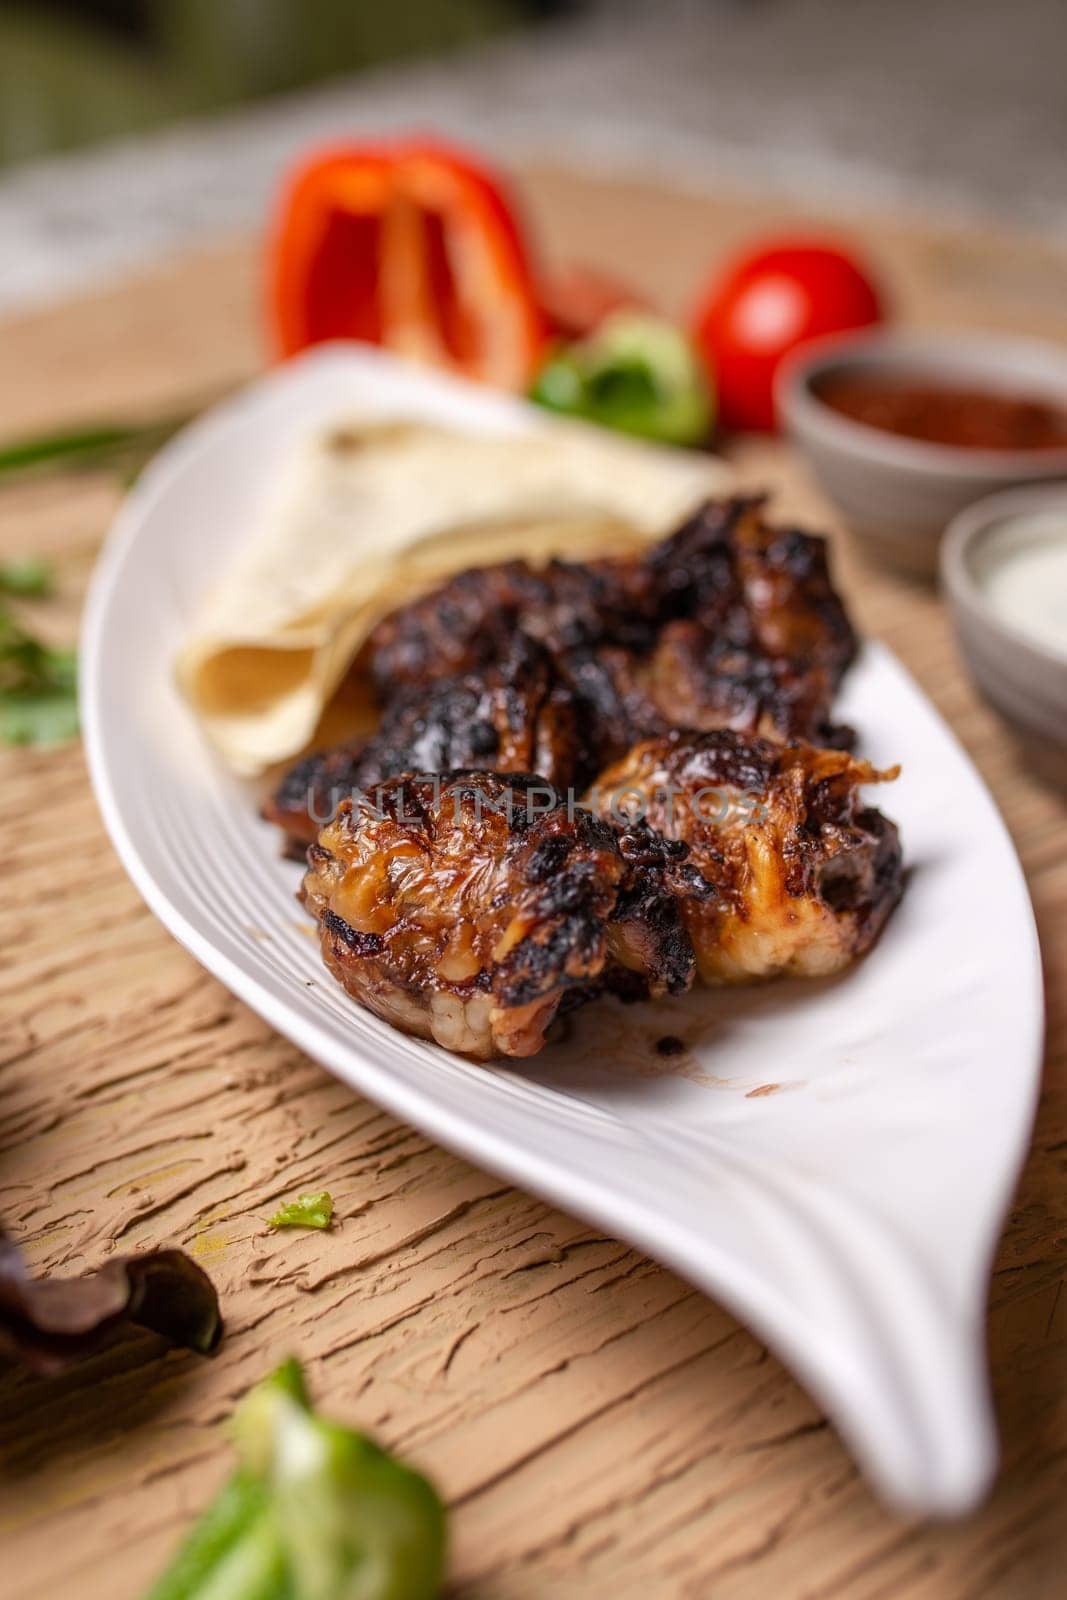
[82,345,1044,1516]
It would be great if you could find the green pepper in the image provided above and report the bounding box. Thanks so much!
[249,1389,446,1600]
[145,1360,445,1600]
[143,1470,290,1600]
[530,312,714,446]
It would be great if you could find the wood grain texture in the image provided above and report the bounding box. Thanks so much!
[1,165,1065,1600]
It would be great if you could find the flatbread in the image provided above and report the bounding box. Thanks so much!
[176,418,730,773]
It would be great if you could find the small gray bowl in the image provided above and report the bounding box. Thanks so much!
[942,482,1067,744]
[777,331,1067,574]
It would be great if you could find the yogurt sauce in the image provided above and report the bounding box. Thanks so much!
[979,511,1067,658]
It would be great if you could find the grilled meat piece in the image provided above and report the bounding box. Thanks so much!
[608,821,713,1000]
[644,622,852,750]
[272,496,857,851]
[265,637,585,853]
[554,623,850,777]
[648,496,856,684]
[300,771,709,1059]
[642,495,857,746]
[364,496,855,749]
[552,644,663,770]
[592,730,902,984]
[367,555,660,695]
[267,740,370,858]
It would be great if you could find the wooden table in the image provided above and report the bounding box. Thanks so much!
[1,166,1065,1600]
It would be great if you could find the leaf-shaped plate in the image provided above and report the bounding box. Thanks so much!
[81,346,1043,1515]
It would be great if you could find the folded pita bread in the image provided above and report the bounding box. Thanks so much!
[176,418,730,774]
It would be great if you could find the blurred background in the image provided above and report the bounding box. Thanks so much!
[0,0,565,164]
[1,0,1064,315]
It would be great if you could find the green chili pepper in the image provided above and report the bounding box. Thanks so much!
[143,1471,290,1600]
[530,312,714,446]
[249,1383,445,1600]
[145,1360,445,1600]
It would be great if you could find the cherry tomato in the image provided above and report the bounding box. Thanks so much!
[692,239,883,432]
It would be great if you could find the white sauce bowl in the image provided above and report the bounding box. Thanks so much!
[942,482,1067,743]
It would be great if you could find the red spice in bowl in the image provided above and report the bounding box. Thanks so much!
[814,372,1067,453]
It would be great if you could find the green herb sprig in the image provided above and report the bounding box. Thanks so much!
[0,590,78,747]
[0,409,199,484]
[0,556,52,597]
[0,395,225,747]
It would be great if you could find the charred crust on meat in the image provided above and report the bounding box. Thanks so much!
[593,729,902,984]
[300,770,708,1058]
[321,910,385,957]
[273,497,902,1050]
[268,497,862,852]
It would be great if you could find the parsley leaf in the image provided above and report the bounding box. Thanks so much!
[0,605,78,746]
[0,557,53,597]
[0,685,79,746]
[267,1191,334,1231]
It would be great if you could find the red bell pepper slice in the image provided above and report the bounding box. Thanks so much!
[269,139,545,391]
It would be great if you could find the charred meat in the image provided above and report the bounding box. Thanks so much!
[642,622,852,750]
[647,496,856,684]
[280,493,906,1059]
[365,496,855,750]
[592,730,902,984]
[366,555,660,696]
[300,772,710,1059]
[269,497,858,852]
[265,637,585,853]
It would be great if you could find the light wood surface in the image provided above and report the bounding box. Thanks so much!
[1,165,1065,1600]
